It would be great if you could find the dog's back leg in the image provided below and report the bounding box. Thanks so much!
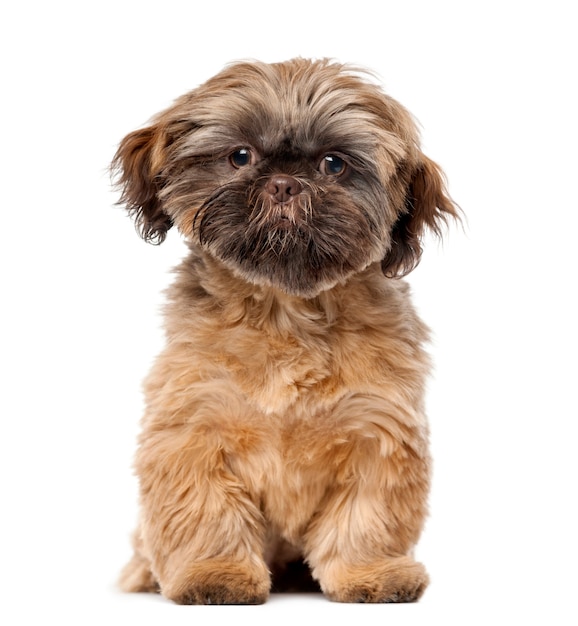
[118,530,159,593]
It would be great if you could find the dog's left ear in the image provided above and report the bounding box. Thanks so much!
[381,156,459,277]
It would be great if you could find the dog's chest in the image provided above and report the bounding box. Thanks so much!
[222,326,338,414]
[198,283,415,418]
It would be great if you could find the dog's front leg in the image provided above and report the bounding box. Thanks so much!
[303,407,430,603]
[134,423,270,605]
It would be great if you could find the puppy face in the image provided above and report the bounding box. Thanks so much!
[113,59,457,296]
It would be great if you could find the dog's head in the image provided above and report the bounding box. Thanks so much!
[113,58,458,297]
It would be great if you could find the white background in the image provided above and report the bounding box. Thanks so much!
[1,1,576,624]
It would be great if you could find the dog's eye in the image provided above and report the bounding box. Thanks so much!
[229,148,254,168]
[319,154,347,177]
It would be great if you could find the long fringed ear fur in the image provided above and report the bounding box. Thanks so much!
[381,156,460,277]
[111,124,173,244]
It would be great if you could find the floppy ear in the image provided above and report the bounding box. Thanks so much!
[111,123,173,244]
[381,155,459,277]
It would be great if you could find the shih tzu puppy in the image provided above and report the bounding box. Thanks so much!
[113,58,458,604]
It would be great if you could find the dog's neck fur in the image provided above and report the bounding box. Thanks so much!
[170,247,393,335]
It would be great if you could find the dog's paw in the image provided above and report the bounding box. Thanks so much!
[320,556,428,603]
[163,558,270,605]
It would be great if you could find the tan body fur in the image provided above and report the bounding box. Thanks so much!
[113,58,458,604]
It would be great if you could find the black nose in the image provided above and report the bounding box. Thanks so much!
[265,175,302,203]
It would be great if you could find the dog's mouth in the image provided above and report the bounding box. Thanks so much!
[253,198,308,228]
[268,211,300,230]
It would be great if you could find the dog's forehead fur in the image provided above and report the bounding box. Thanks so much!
[163,59,419,173]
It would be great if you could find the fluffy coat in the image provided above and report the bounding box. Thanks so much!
[113,58,458,604]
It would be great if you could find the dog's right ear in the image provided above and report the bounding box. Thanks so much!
[112,123,173,244]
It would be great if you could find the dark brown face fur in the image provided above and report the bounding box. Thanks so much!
[113,59,458,297]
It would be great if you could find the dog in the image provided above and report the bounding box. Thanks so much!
[112,58,459,604]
